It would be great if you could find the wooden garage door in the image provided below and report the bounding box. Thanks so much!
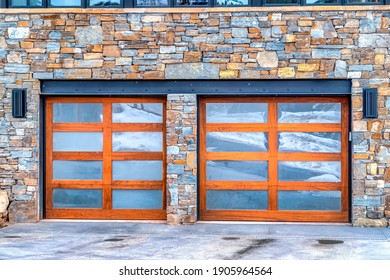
[200,97,349,222]
[45,97,166,220]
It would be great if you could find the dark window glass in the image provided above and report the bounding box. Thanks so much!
[49,0,82,6]
[305,0,339,3]
[136,0,168,6]
[347,0,381,3]
[89,0,121,6]
[176,0,209,5]
[265,0,298,4]
[216,0,249,5]
[10,0,43,6]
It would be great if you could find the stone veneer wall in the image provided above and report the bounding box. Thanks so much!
[0,7,389,226]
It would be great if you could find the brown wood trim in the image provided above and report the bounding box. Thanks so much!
[111,123,164,132]
[103,102,113,210]
[278,182,341,191]
[268,101,278,211]
[45,101,54,210]
[52,123,103,132]
[112,152,163,160]
[341,101,349,212]
[206,123,269,132]
[199,100,207,213]
[206,181,268,190]
[52,152,103,160]
[112,181,163,189]
[277,123,342,132]
[46,209,166,220]
[50,184,104,190]
[205,152,268,161]
[277,152,341,161]
[51,180,103,185]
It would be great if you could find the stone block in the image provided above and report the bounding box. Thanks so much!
[220,70,237,79]
[278,67,295,78]
[266,42,284,51]
[103,45,121,57]
[142,15,164,23]
[353,196,383,207]
[7,27,29,39]
[231,17,259,28]
[75,26,103,47]
[232,28,248,38]
[310,21,337,38]
[335,60,347,78]
[354,218,388,227]
[115,57,132,66]
[114,31,141,41]
[167,164,184,174]
[8,201,36,223]
[298,63,319,72]
[75,60,103,68]
[360,19,376,34]
[165,63,219,79]
[4,64,30,74]
[63,69,92,79]
[0,190,9,214]
[167,146,180,155]
[257,51,278,68]
[47,42,60,53]
[312,49,341,59]
[358,34,390,48]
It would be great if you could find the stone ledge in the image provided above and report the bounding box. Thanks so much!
[0,5,390,14]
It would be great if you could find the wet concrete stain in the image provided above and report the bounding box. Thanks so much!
[227,239,275,260]
[103,238,124,242]
[222,237,240,241]
[317,240,344,245]
[3,236,22,239]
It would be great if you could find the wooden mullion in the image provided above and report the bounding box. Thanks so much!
[112,152,163,160]
[111,123,163,132]
[46,209,166,220]
[52,152,103,160]
[112,181,163,190]
[206,181,268,190]
[199,100,207,213]
[341,100,349,212]
[103,102,112,210]
[206,123,269,132]
[51,180,102,185]
[52,123,103,132]
[268,101,278,211]
[278,182,342,191]
[278,152,341,161]
[45,101,54,210]
[205,152,268,161]
[162,100,167,210]
[277,123,342,132]
[49,184,104,190]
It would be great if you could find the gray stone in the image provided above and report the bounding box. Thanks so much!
[349,65,373,71]
[122,50,138,57]
[0,75,16,84]
[265,42,284,51]
[182,127,193,135]
[231,17,259,28]
[7,27,29,39]
[8,201,36,223]
[376,146,390,162]
[47,42,60,53]
[217,45,234,53]
[225,38,251,44]
[232,28,248,38]
[312,49,341,59]
[160,46,176,54]
[0,190,9,214]
[116,58,132,66]
[33,73,54,79]
[49,31,61,40]
[353,196,384,207]
[386,99,390,109]
[167,164,184,174]
[257,51,278,68]
[75,26,103,47]
[167,146,180,155]
[169,189,178,206]
[4,64,30,74]
[335,60,347,78]
[358,34,390,48]
[206,34,224,44]
[360,19,376,34]
[310,21,337,38]
[165,63,219,79]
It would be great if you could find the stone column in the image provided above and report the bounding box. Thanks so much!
[166,94,197,224]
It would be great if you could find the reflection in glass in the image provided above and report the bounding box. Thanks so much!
[216,0,248,4]
[207,161,268,181]
[112,161,162,180]
[53,132,103,152]
[112,132,162,151]
[53,103,103,123]
[278,132,341,153]
[278,161,341,182]
[112,103,162,123]
[53,189,102,209]
[11,0,43,6]
[53,160,102,180]
[265,0,298,3]
[176,0,209,5]
[50,0,82,6]
[136,0,169,6]
[207,132,268,152]
[112,190,162,209]
[89,0,121,6]
[206,103,268,123]
[278,103,341,123]
[305,0,339,3]
[207,190,268,210]
[346,0,380,2]
[278,191,341,210]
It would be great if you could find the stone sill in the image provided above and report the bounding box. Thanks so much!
[0,5,390,14]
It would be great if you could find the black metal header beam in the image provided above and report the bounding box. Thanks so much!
[41,80,351,96]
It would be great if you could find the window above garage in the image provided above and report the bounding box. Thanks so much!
[1,0,387,8]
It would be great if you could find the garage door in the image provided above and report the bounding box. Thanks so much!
[199,97,349,222]
[45,97,166,220]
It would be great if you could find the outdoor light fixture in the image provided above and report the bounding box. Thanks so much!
[12,89,27,118]
[363,88,378,119]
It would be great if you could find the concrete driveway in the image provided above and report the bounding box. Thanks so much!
[0,221,389,260]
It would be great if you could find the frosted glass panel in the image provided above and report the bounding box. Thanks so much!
[207,161,268,181]
[89,0,121,6]
[206,103,268,123]
[207,132,268,152]
[278,191,341,211]
[278,132,341,153]
[217,0,249,5]
[53,103,102,123]
[278,103,341,123]
[278,161,341,182]
[112,103,163,123]
[53,132,103,152]
[53,189,102,209]
[112,132,162,151]
[136,0,169,5]
[207,191,268,210]
[53,160,102,180]
[112,161,162,180]
[50,0,82,6]
[112,190,162,209]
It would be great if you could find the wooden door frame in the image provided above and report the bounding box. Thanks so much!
[199,96,350,222]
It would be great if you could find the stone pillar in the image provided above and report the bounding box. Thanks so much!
[166,94,197,224]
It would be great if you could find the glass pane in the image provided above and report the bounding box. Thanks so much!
[207,161,268,181]
[53,160,102,180]
[265,0,298,3]
[136,0,169,6]
[278,103,341,123]
[53,132,103,152]
[112,132,162,152]
[89,0,121,6]
[347,0,380,2]
[305,0,339,3]
[53,189,102,209]
[112,103,162,123]
[112,161,162,180]
[50,0,82,6]
[278,191,341,211]
[53,103,103,123]
[278,161,341,182]
[206,190,268,210]
[176,0,209,5]
[10,0,26,5]
[112,190,162,209]
[206,103,268,123]
[207,132,268,152]
[12,0,43,5]
[278,132,341,153]
[216,0,249,5]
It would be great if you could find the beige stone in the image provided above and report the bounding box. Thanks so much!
[285,34,296,42]
[353,121,368,132]
[256,51,278,68]
[375,54,385,65]
[220,70,238,79]
[103,46,121,57]
[367,163,378,175]
[278,67,295,78]
[0,190,9,214]
[298,63,319,72]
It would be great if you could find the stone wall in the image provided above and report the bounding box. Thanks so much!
[0,8,389,225]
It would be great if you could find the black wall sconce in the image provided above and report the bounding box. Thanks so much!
[12,89,27,118]
[363,88,378,119]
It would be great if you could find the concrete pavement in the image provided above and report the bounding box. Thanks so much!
[0,221,389,260]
